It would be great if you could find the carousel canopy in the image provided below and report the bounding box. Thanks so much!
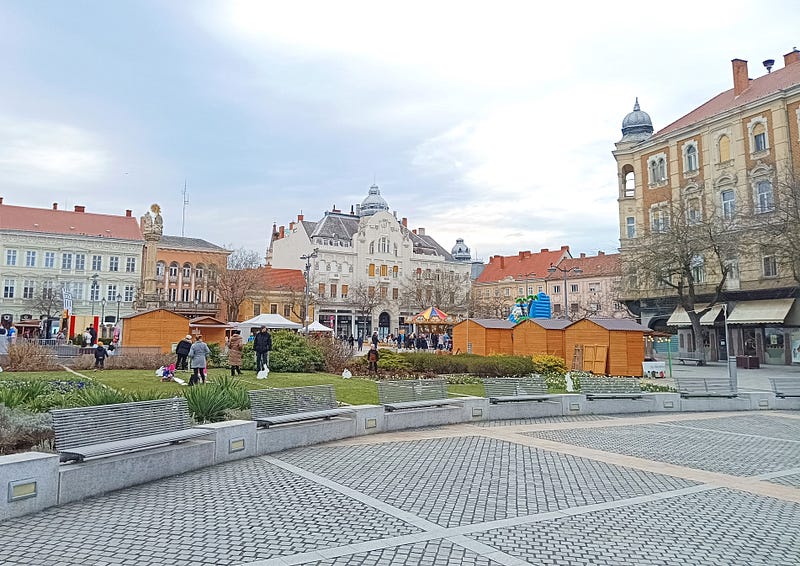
[412,306,451,324]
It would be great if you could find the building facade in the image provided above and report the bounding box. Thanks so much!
[268,185,473,339]
[614,49,800,364]
[240,267,307,324]
[0,199,143,336]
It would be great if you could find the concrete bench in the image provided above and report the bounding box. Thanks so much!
[769,377,800,398]
[677,353,705,366]
[248,385,354,428]
[581,377,643,400]
[377,378,464,411]
[51,398,210,463]
[675,377,737,398]
[482,375,554,404]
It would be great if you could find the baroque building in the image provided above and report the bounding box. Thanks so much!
[268,185,473,339]
[614,49,800,365]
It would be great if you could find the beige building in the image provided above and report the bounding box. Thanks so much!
[613,49,800,364]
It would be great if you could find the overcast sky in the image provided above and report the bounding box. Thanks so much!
[2,1,799,263]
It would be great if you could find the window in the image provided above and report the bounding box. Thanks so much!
[181,288,190,302]
[684,143,698,172]
[718,135,731,162]
[44,252,55,268]
[207,290,215,303]
[90,281,100,301]
[368,286,375,297]
[195,267,204,279]
[330,284,337,298]
[552,284,561,294]
[283,305,291,318]
[687,199,701,224]
[503,288,510,297]
[648,153,667,183]
[169,263,178,277]
[92,255,102,271]
[613,301,623,311]
[378,237,389,254]
[106,284,118,301]
[182,264,191,278]
[721,190,735,220]
[380,286,387,298]
[70,282,84,300]
[253,304,261,316]
[392,287,399,300]
[589,303,599,312]
[318,283,325,297]
[763,255,778,277]
[5,249,17,266]
[588,283,599,293]
[393,243,398,257]
[651,206,670,233]
[75,254,85,271]
[156,262,165,277]
[194,289,203,302]
[380,264,387,277]
[270,304,278,314]
[369,241,374,254]
[392,265,398,278]
[109,256,119,272]
[753,122,767,152]
[3,279,14,298]
[369,264,375,277]
[25,251,36,267]
[126,257,136,273]
[623,170,635,197]
[691,256,705,283]
[23,280,34,299]
[124,285,135,302]
[725,257,740,281]
[570,284,578,293]
[626,217,636,239]
[341,284,348,298]
[168,288,177,301]
[61,253,72,270]
[756,180,774,213]
[518,287,524,295]
[553,304,562,314]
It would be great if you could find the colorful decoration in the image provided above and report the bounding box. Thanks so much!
[412,306,449,323]
[509,292,552,323]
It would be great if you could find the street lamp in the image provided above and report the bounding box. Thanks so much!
[194,298,199,318]
[300,249,318,334]
[100,298,106,328]
[115,294,122,323]
[547,263,583,320]
[90,274,99,316]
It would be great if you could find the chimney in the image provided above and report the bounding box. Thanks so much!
[732,59,749,96]
[401,217,407,227]
[598,251,605,256]
[540,248,548,253]
[519,251,530,259]
[350,205,355,215]
[289,221,295,231]
[297,213,304,222]
[279,225,285,238]
[74,205,85,213]
[418,227,425,236]
[0,197,3,204]
[412,229,417,235]
[580,253,586,259]
[125,209,132,217]
[785,48,800,67]
[52,202,58,210]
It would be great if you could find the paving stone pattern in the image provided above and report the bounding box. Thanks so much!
[0,458,419,566]
[470,488,800,565]
[769,473,800,488]
[666,413,800,441]
[278,436,696,527]
[306,539,500,566]
[472,414,613,427]
[528,423,800,476]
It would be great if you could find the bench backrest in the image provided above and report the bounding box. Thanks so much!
[482,375,548,397]
[377,379,448,404]
[675,377,736,394]
[51,397,192,451]
[769,377,800,396]
[580,377,641,394]
[248,385,338,419]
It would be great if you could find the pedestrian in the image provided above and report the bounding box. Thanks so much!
[176,335,192,371]
[371,331,379,348]
[88,325,97,346]
[253,325,272,373]
[348,335,355,350]
[188,335,210,386]
[7,325,16,345]
[83,327,92,347]
[357,334,364,352]
[228,330,243,376]
[94,340,108,370]
[367,344,380,374]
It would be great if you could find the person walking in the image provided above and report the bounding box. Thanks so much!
[348,335,355,351]
[188,335,210,386]
[93,340,108,370]
[357,334,364,352]
[253,325,272,373]
[371,331,379,349]
[228,330,243,376]
[175,335,192,371]
[367,344,380,374]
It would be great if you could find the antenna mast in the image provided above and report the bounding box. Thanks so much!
[181,180,189,236]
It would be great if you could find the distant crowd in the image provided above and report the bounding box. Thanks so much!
[345,330,452,352]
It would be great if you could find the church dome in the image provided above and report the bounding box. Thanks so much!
[620,98,653,142]
[451,238,471,261]
[359,184,390,217]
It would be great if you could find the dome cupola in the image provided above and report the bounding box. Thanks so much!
[620,98,653,142]
[359,184,390,217]
[451,238,471,261]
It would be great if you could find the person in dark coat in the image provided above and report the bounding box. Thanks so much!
[94,341,108,370]
[88,326,97,346]
[371,331,379,348]
[366,345,379,374]
[228,330,243,376]
[175,335,192,370]
[253,326,272,373]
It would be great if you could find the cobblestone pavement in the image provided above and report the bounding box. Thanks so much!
[1,411,799,565]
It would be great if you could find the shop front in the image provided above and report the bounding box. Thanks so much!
[726,299,799,365]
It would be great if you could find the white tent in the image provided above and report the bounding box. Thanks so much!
[299,321,335,333]
[236,314,302,332]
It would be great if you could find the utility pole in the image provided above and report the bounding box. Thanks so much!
[300,249,318,334]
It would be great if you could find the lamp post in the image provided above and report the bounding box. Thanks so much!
[100,298,106,334]
[90,274,99,316]
[547,263,583,320]
[194,298,199,318]
[300,249,318,334]
[116,294,122,323]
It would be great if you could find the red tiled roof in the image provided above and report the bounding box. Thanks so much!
[549,253,621,280]
[476,247,571,283]
[257,267,305,292]
[654,59,800,138]
[0,202,143,241]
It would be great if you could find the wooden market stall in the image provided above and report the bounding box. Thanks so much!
[451,319,515,356]
[120,309,190,353]
[563,318,648,376]
[512,318,570,359]
[189,315,233,347]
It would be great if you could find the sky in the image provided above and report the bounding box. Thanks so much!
[2,0,800,264]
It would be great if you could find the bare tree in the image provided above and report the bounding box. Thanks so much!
[621,197,740,360]
[756,168,800,283]
[345,282,385,330]
[400,272,471,316]
[214,248,262,322]
[26,281,64,338]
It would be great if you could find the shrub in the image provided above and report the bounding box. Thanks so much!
[209,375,250,410]
[241,342,255,371]
[308,336,354,374]
[0,404,54,454]
[183,385,230,423]
[6,342,60,371]
[71,387,131,407]
[71,334,86,347]
[206,342,224,368]
[268,330,324,372]
[640,381,675,393]
[0,381,50,408]
[469,354,535,377]
[532,354,568,376]
[103,352,175,370]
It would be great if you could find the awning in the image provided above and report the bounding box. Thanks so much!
[666,304,723,327]
[727,299,795,325]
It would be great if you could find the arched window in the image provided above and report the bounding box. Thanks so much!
[752,122,767,152]
[393,243,398,257]
[195,263,205,280]
[182,263,192,278]
[756,180,774,213]
[624,171,635,197]
[684,144,698,172]
[369,241,374,254]
[718,135,731,162]
[657,157,666,181]
[156,262,165,277]
[168,262,179,277]
[648,160,659,182]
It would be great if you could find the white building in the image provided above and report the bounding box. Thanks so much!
[0,199,143,336]
[268,185,473,339]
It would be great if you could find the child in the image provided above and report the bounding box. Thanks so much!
[94,341,109,370]
[160,363,176,382]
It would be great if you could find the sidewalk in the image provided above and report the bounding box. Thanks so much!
[646,357,800,392]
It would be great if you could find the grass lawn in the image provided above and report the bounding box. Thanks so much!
[0,369,488,406]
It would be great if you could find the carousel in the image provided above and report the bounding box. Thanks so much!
[411,306,454,334]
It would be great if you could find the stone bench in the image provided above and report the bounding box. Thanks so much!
[50,398,210,463]
[677,353,705,366]
[769,377,800,398]
[675,377,737,398]
[377,378,464,411]
[248,385,354,428]
[482,375,554,404]
[580,377,643,400]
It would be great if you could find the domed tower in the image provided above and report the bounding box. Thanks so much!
[451,238,471,261]
[619,98,653,144]
[358,184,390,217]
